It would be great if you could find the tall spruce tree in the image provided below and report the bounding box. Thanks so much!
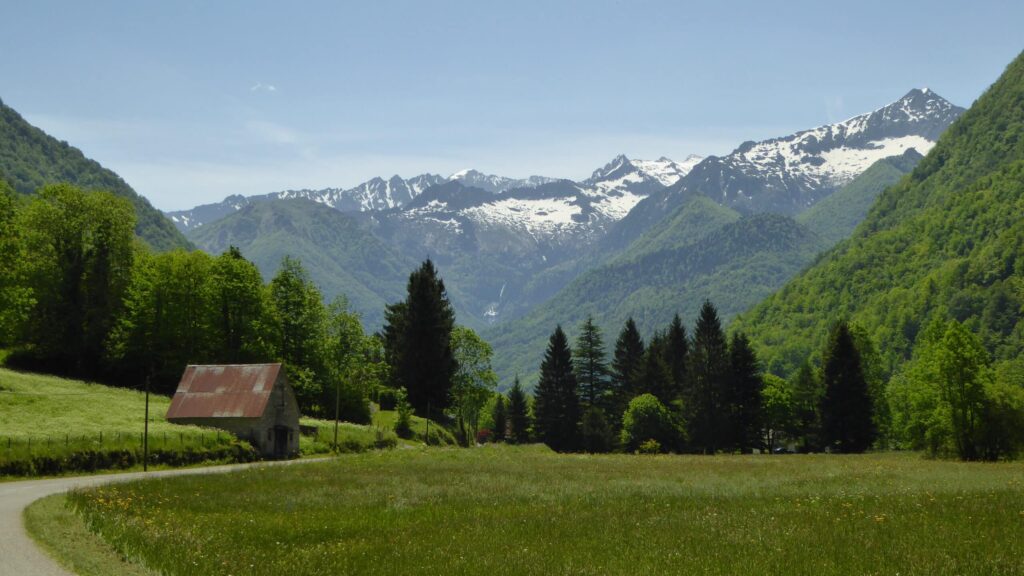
[382,260,457,419]
[492,394,508,442]
[534,325,581,452]
[507,377,532,444]
[820,322,875,453]
[688,300,729,453]
[610,317,645,423]
[573,316,610,409]
[664,314,689,403]
[726,333,764,453]
[636,333,675,405]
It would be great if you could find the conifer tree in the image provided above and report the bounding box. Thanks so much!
[534,325,581,452]
[507,377,532,444]
[820,321,875,453]
[580,406,615,453]
[726,332,764,452]
[610,317,645,423]
[664,314,689,402]
[382,259,457,419]
[636,334,674,405]
[492,394,508,442]
[573,316,610,409]
[688,300,729,453]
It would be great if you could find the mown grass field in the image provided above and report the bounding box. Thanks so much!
[48,446,1024,575]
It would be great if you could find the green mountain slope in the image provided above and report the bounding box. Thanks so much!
[0,98,190,251]
[189,198,416,328]
[489,211,826,387]
[735,51,1024,378]
[614,193,742,260]
[797,149,922,245]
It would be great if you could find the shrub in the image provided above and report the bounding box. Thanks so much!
[637,439,662,454]
[376,388,398,411]
[393,387,414,439]
[620,394,683,453]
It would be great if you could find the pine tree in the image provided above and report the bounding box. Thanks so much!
[573,316,610,409]
[726,332,764,453]
[610,317,645,424]
[664,314,689,403]
[492,394,508,442]
[580,406,615,453]
[534,325,581,452]
[688,300,729,453]
[382,260,457,419]
[636,334,674,405]
[507,377,532,444]
[820,322,875,453]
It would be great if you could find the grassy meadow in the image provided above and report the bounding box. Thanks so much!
[0,368,253,475]
[50,446,1024,575]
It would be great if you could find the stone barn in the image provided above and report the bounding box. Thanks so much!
[166,363,300,459]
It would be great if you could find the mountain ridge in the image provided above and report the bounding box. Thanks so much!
[0,97,191,251]
[734,52,1024,379]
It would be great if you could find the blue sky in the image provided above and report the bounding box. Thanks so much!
[1,1,1021,210]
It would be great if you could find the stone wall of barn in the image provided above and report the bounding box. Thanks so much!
[254,375,301,458]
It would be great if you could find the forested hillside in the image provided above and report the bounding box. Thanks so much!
[490,210,826,387]
[735,51,1024,379]
[188,198,419,329]
[797,149,922,245]
[0,98,190,251]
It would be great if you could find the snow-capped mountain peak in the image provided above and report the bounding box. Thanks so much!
[588,154,636,182]
[677,88,965,214]
[447,169,559,194]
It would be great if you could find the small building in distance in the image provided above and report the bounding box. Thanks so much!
[166,363,299,459]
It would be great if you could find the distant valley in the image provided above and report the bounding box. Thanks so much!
[162,89,961,386]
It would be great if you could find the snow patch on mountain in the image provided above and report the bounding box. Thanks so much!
[631,155,704,186]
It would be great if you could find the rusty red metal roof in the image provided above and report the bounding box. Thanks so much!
[166,364,282,419]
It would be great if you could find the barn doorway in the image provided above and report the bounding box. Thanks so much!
[273,426,289,459]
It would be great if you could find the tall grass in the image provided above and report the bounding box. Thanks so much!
[67,447,1024,575]
[298,417,397,455]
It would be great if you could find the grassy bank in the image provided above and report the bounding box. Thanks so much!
[48,447,1024,575]
[0,368,251,476]
[298,417,398,455]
